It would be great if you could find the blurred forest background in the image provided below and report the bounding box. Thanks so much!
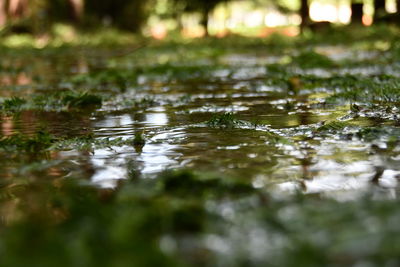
[0,0,399,41]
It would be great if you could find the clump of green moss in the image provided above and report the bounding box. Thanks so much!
[292,50,335,69]
[0,130,56,152]
[51,135,134,151]
[0,97,27,112]
[159,169,252,197]
[121,97,158,109]
[0,91,103,113]
[61,91,102,109]
[69,69,137,92]
[325,76,400,104]
[207,112,247,128]
[133,132,146,146]
[316,120,348,132]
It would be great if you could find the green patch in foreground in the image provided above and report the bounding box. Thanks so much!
[1,169,400,266]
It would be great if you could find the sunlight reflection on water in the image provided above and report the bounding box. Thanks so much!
[2,48,400,196]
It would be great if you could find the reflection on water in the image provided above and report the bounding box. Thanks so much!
[1,47,399,198]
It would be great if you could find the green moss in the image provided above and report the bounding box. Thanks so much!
[160,169,252,197]
[69,69,137,92]
[2,169,400,266]
[0,130,56,152]
[51,136,132,151]
[61,91,102,109]
[0,91,103,113]
[317,121,349,132]
[121,97,158,109]
[325,76,400,104]
[207,112,247,128]
[1,97,27,112]
[133,132,146,146]
[291,50,335,69]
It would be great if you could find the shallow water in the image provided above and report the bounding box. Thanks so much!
[1,46,399,199]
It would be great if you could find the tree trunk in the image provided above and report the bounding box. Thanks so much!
[201,8,210,37]
[397,0,400,21]
[351,3,364,24]
[398,0,400,13]
[374,0,386,22]
[69,0,83,22]
[300,0,310,32]
[0,0,6,27]
[8,0,28,19]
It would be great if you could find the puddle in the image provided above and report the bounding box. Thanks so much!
[0,44,399,200]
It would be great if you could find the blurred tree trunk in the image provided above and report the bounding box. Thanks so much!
[374,0,386,22]
[69,0,83,22]
[200,6,211,36]
[0,0,6,27]
[397,0,400,15]
[172,0,226,37]
[8,0,28,19]
[300,0,310,32]
[351,3,363,24]
[117,0,147,33]
[84,0,148,33]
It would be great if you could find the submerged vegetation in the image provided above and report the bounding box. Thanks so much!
[2,26,400,266]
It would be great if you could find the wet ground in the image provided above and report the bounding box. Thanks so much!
[3,33,400,266]
[1,39,400,199]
